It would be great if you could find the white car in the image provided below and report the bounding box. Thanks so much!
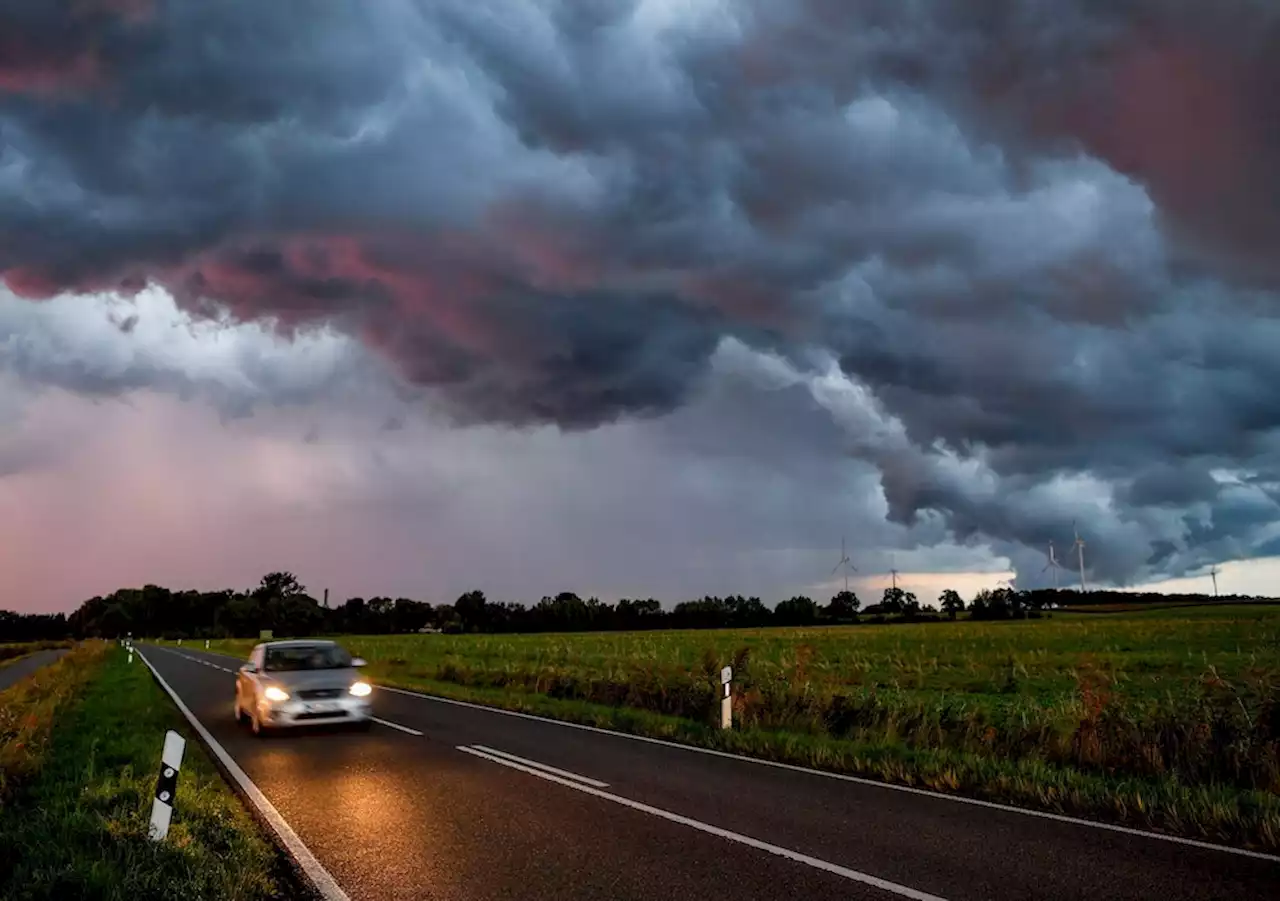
[234,639,373,735]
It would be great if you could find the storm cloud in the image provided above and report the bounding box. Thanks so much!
[3,0,1280,588]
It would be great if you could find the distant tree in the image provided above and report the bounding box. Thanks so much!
[616,598,663,629]
[774,595,819,626]
[268,593,324,636]
[823,590,861,622]
[0,610,69,642]
[334,596,367,633]
[994,586,1023,618]
[671,596,732,629]
[253,572,305,601]
[881,587,906,614]
[725,595,771,627]
[218,593,265,636]
[391,598,433,633]
[939,589,965,620]
[366,597,396,631]
[530,591,599,631]
[455,590,489,632]
[968,586,1026,620]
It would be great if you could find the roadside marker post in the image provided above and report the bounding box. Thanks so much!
[720,665,733,730]
[149,730,186,841]
[205,639,210,649]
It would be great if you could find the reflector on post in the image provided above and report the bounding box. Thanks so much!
[148,729,186,841]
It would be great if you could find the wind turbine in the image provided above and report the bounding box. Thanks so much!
[831,535,857,593]
[1072,521,1088,592]
[1042,541,1064,590]
[1208,564,1220,598]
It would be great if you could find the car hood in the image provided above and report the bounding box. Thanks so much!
[264,667,362,691]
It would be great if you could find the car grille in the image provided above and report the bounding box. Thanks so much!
[297,688,344,700]
[295,710,349,721]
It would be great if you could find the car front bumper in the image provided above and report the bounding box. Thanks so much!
[259,695,372,727]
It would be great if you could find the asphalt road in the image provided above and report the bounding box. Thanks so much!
[0,648,67,692]
[141,644,1280,901]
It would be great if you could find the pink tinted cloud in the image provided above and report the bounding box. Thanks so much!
[1087,40,1249,220]
[1042,27,1280,280]
[0,48,99,95]
[163,232,511,361]
[0,0,154,97]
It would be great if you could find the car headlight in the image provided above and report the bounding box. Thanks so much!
[263,686,290,702]
[349,681,372,698]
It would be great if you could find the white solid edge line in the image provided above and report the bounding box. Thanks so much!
[380,684,1280,863]
[371,716,423,736]
[135,648,353,901]
[470,744,609,788]
[457,745,948,901]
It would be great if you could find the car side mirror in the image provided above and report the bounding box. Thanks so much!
[241,663,256,673]
[351,657,367,668]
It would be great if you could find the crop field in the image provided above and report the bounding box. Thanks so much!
[197,605,1280,849]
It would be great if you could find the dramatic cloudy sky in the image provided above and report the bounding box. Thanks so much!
[4,0,1280,613]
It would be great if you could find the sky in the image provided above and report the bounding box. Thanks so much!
[3,0,1280,614]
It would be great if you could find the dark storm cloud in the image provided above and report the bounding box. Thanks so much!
[739,0,1280,283]
[1122,465,1222,509]
[0,0,153,94]
[3,0,1280,584]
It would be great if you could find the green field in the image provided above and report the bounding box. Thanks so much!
[197,605,1280,850]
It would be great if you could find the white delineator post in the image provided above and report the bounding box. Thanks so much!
[149,730,186,841]
[720,665,733,730]
[205,639,210,649]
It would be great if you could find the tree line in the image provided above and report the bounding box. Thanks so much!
[0,572,1263,642]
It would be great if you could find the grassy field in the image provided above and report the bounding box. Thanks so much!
[0,643,302,900]
[0,640,70,671]
[195,604,1280,850]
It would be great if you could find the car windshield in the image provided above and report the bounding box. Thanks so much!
[263,644,351,672]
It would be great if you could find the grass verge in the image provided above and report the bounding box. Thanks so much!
[0,644,304,900]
